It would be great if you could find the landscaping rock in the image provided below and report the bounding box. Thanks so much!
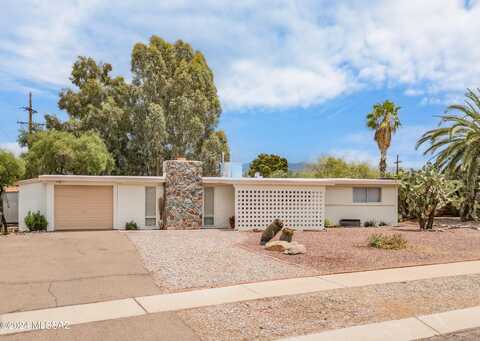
[284,243,306,255]
[279,227,294,242]
[264,240,307,255]
[264,240,291,252]
[260,219,284,245]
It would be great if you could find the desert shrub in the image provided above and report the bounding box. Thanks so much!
[324,218,334,227]
[363,220,378,227]
[367,233,407,250]
[378,221,388,226]
[125,221,138,230]
[229,216,235,229]
[24,211,48,231]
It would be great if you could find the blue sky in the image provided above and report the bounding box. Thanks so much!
[1,0,479,169]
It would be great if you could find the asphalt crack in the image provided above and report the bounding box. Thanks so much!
[47,282,59,307]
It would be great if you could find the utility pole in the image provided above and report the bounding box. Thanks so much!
[394,154,402,177]
[17,92,44,133]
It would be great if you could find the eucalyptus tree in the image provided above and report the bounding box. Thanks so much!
[366,100,401,177]
[42,36,229,176]
[131,36,227,174]
[417,88,480,221]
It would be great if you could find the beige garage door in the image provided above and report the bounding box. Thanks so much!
[54,185,113,230]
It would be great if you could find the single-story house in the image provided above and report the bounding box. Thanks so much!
[18,159,398,231]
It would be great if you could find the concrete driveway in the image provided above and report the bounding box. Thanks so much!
[0,231,162,314]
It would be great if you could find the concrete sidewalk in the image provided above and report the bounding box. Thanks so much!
[2,260,480,336]
[280,305,480,341]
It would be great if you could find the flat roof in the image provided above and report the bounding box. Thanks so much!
[202,177,398,186]
[19,175,398,186]
[19,175,166,185]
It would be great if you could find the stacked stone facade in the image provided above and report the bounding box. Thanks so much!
[163,160,203,229]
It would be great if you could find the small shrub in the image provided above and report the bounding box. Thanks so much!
[367,233,407,250]
[378,221,388,227]
[125,221,138,230]
[229,216,235,229]
[24,211,48,231]
[324,218,334,227]
[363,220,378,227]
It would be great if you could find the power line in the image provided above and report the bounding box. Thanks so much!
[394,154,402,176]
[17,92,44,133]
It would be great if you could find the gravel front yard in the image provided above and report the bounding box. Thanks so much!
[179,274,480,341]
[126,230,314,292]
[241,225,480,274]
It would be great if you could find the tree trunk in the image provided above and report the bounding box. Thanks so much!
[0,190,7,235]
[418,217,426,230]
[379,150,387,178]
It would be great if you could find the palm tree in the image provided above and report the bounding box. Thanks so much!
[367,100,401,177]
[416,88,480,221]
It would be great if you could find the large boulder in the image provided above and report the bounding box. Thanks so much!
[260,219,284,245]
[264,240,291,252]
[264,240,307,255]
[283,243,306,255]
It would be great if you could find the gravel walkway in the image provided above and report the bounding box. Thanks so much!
[178,274,480,341]
[126,230,314,292]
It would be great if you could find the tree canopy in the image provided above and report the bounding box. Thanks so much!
[298,156,379,179]
[22,130,113,178]
[42,36,228,176]
[367,100,401,177]
[416,88,480,220]
[248,154,288,178]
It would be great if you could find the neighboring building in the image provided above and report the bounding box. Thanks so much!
[18,159,398,231]
[2,186,19,224]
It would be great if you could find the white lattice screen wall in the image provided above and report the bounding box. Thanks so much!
[235,185,325,230]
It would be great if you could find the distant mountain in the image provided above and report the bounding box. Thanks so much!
[242,161,308,173]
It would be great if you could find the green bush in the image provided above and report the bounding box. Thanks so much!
[125,221,138,230]
[367,233,407,250]
[24,211,48,231]
[363,220,378,227]
[324,218,334,227]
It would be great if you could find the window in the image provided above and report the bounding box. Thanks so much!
[204,187,214,226]
[353,187,381,203]
[145,187,156,226]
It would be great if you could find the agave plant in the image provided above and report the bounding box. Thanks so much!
[367,100,401,177]
[416,89,480,221]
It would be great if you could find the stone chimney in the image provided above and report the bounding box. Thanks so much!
[163,159,203,230]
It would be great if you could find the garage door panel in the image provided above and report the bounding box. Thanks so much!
[55,185,113,230]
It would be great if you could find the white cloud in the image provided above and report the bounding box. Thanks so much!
[220,60,351,109]
[1,0,479,108]
[0,142,25,156]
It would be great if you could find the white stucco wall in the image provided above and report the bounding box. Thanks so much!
[116,184,162,229]
[205,185,235,228]
[18,182,47,231]
[324,185,398,225]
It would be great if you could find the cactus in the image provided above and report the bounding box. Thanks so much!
[399,164,459,229]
